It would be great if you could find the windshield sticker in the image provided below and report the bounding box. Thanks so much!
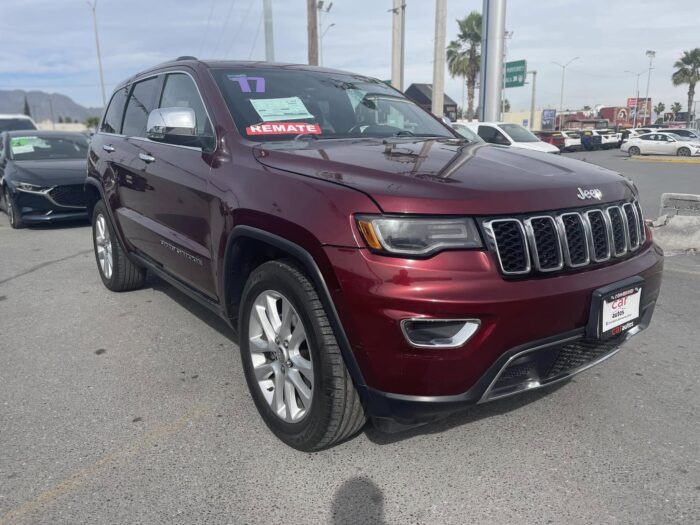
[249,97,314,122]
[245,122,322,136]
[227,75,266,93]
[10,136,41,154]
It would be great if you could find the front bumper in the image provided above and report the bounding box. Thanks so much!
[10,186,88,223]
[324,240,663,422]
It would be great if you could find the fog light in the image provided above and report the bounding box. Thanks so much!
[400,318,480,348]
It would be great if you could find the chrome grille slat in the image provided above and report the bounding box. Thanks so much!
[485,200,644,276]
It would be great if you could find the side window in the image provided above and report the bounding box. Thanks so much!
[159,73,211,136]
[101,88,128,134]
[640,135,652,141]
[657,135,668,142]
[478,126,509,145]
[122,77,160,138]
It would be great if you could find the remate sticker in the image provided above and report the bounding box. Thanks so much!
[246,122,322,136]
[227,75,266,93]
[249,97,314,122]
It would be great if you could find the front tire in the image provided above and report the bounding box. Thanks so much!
[239,260,366,451]
[92,201,145,291]
[628,146,640,157]
[677,147,691,157]
[4,188,24,229]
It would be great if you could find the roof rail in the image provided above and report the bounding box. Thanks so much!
[176,55,198,61]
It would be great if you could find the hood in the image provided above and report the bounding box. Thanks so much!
[10,159,87,187]
[253,139,634,215]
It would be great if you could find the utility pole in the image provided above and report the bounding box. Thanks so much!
[479,0,507,122]
[625,70,644,128]
[501,30,513,119]
[48,98,56,130]
[644,50,655,126]
[528,70,537,130]
[307,0,318,65]
[431,0,447,117]
[553,56,579,130]
[263,0,275,62]
[87,0,107,107]
[390,0,406,91]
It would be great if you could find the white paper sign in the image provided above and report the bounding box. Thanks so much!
[250,97,314,122]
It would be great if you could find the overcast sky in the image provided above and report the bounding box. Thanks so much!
[1,0,698,113]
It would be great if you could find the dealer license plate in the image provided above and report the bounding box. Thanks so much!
[600,286,642,338]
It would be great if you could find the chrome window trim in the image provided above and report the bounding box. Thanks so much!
[622,202,641,250]
[483,218,531,275]
[606,206,628,257]
[399,318,481,349]
[557,212,590,268]
[523,215,563,272]
[583,209,611,262]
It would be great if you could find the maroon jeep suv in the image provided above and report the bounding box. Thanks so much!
[86,58,663,450]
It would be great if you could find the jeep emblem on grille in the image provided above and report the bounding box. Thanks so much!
[577,187,603,200]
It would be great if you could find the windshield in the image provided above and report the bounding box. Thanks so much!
[0,118,37,132]
[500,123,539,142]
[452,124,483,143]
[212,68,455,142]
[9,135,88,160]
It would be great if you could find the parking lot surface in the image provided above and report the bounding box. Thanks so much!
[1,150,699,524]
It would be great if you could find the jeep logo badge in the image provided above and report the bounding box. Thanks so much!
[577,187,603,200]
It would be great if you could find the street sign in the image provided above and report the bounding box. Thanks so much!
[505,60,527,88]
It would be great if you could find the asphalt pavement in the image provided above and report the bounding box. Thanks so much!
[1,151,699,524]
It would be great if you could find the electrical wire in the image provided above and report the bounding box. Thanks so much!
[224,0,256,58]
[211,0,238,57]
[248,8,264,60]
[198,0,218,57]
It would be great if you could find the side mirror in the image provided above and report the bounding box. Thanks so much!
[147,107,199,147]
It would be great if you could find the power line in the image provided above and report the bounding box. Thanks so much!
[224,0,256,57]
[248,8,264,60]
[198,0,218,56]
[212,0,238,57]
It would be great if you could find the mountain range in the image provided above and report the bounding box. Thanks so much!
[0,89,102,123]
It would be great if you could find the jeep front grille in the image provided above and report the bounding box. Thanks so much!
[483,200,645,276]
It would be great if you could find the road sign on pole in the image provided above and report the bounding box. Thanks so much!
[505,59,527,88]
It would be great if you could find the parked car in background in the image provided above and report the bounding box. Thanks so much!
[466,122,560,153]
[0,131,89,228]
[0,114,38,132]
[579,129,603,150]
[561,130,582,151]
[621,132,700,157]
[451,123,484,143]
[534,131,566,151]
[657,128,700,140]
[87,58,662,450]
[596,129,621,149]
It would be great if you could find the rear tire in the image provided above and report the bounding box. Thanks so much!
[239,260,366,451]
[92,201,145,291]
[677,147,691,157]
[4,188,24,229]
[628,146,640,157]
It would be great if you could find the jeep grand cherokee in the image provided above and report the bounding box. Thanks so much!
[86,58,663,450]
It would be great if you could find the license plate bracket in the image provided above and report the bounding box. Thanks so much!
[586,276,644,340]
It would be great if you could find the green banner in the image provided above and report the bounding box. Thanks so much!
[505,59,527,88]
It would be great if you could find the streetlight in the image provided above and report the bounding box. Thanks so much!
[86,0,106,108]
[625,69,645,127]
[317,1,333,66]
[552,56,579,130]
[643,50,656,125]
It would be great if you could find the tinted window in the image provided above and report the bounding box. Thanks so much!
[101,88,128,133]
[9,134,88,160]
[640,134,653,141]
[122,77,160,138]
[212,68,453,142]
[0,118,37,132]
[500,123,539,142]
[478,125,510,145]
[159,73,212,136]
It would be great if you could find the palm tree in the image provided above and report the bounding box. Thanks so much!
[671,102,683,121]
[671,48,700,126]
[446,11,482,120]
[653,102,665,122]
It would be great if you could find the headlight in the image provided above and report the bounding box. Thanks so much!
[356,215,483,256]
[14,182,48,192]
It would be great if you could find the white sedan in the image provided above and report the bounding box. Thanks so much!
[621,132,700,157]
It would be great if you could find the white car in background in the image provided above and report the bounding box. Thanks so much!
[0,114,38,132]
[657,128,700,140]
[596,129,622,149]
[561,130,582,151]
[465,121,560,154]
[621,132,700,157]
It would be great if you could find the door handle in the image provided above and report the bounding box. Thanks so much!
[102,144,115,153]
[139,153,156,163]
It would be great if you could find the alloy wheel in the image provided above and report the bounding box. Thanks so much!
[248,290,314,423]
[678,148,690,157]
[94,214,113,279]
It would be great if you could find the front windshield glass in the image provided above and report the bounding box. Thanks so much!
[500,123,539,142]
[9,135,88,160]
[212,68,455,142]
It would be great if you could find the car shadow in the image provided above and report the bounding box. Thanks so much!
[23,219,90,230]
[330,476,387,525]
[363,382,568,446]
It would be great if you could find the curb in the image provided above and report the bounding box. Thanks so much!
[627,155,700,164]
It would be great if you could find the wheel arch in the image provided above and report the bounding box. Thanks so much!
[223,225,367,391]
